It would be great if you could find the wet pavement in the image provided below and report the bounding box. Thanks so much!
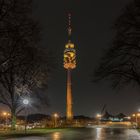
[7,128,140,140]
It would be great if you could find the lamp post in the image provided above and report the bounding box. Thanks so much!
[23,99,29,134]
[2,112,10,130]
[96,114,102,125]
[132,113,140,128]
[53,113,59,128]
[3,112,8,130]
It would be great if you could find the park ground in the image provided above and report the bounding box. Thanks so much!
[0,128,70,139]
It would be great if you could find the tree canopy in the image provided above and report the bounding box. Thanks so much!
[94,0,140,88]
[0,0,53,129]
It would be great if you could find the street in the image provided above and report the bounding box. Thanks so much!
[7,128,140,140]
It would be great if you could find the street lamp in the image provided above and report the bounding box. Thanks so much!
[96,114,102,118]
[2,112,11,130]
[137,113,140,117]
[132,113,140,128]
[23,99,29,134]
[127,116,131,120]
[3,112,8,129]
[96,114,102,125]
[23,99,29,105]
[53,113,59,128]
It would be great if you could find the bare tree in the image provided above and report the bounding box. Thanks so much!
[94,0,140,88]
[0,0,53,130]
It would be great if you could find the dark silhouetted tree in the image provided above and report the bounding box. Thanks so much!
[94,0,140,88]
[0,0,53,130]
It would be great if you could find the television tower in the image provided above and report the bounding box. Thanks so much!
[64,13,76,122]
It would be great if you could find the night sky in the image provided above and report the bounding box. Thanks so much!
[32,0,140,117]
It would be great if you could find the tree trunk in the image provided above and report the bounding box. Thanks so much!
[11,110,16,130]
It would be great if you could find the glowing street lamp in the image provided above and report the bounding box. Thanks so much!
[23,99,29,134]
[137,113,140,117]
[96,114,102,118]
[3,112,7,116]
[127,116,131,120]
[23,99,29,106]
[132,114,136,117]
[7,113,10,116]
[54,113,58,118]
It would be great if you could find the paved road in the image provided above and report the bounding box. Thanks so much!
[7,128,140,140]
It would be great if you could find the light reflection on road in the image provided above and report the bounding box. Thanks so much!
[52,132,61,140]
[96,128,102,140]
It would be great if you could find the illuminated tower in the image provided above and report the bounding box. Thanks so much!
[64,13,76,122]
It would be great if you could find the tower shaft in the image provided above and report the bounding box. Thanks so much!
[66,69,73,121]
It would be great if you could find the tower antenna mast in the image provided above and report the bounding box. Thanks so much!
[68,13,72,38]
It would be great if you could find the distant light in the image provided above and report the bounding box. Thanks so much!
[7,113,10,116]
[2,112,10,116]
[127,116,131,120]
[132,114,136,117]
[96,114,102,118]
[54,113,59,118]
[3,112,7,116]
[137,113,140,117]
[23,99,29,105]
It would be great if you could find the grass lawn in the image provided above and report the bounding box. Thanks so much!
[0,128,69,139]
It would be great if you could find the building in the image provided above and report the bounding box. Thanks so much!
[101,111,126,122]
